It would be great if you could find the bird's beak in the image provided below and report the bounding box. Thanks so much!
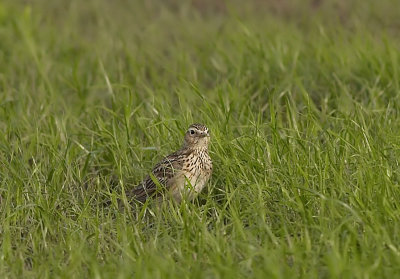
[201,131,210,138]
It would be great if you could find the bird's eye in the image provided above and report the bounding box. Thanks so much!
[190,130,195,135]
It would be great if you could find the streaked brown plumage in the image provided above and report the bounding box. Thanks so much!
[129,123,212,204]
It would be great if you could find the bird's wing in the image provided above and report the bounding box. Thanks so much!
[128,150,186,203]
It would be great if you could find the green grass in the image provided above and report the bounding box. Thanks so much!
[1,0,400,277]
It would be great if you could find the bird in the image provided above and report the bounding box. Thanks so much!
[128,123,212,204]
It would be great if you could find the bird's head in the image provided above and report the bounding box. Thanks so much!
[183,123,210,150]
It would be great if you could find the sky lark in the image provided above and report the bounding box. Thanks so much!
[129,123,212,204]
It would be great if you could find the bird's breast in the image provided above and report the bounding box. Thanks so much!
[169,151,212,202]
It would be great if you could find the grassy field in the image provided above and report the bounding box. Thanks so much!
[1,0,400,278]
